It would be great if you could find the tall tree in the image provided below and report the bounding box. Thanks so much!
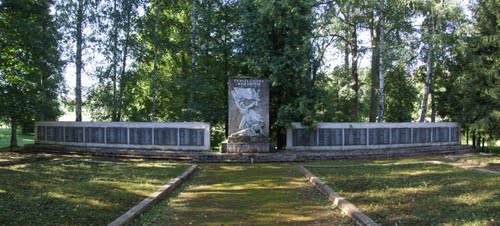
[377,0,386,122]
[55,0,99,121]
[151,0,161,122]
[239,0,317,148]
[0,0,63,148]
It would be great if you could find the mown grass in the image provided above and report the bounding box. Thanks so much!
[0,128,34,150]
[308,159,500,225]
[136,164,353,225]
[0,159,190,225]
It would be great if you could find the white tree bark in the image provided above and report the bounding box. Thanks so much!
[378,0,386,123]
[151,0,161,122]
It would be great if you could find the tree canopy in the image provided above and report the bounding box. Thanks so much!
[0,0,498,149]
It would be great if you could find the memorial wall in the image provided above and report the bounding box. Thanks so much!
[35,121,210,151]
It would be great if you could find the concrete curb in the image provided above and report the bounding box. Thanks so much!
[299,166,378,226]
[108,165,198,226]
[25,144,472,163]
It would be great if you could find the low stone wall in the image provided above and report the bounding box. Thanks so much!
[35,121,210,151]
[286,122,461,151]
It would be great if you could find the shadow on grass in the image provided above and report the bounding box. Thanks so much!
[137,164,354,225]
[0,160,188,225]
[310,163,499,225]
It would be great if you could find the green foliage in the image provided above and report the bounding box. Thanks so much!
[384,65,418,122]
[239,0,319,145]
[0,0,64,146]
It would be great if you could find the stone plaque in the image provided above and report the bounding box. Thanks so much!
[37,126,46,141]
[450,127,459,142]
[130,128,153,145]
[369,128,390,145]
[106,127,128,144]
[228,78,269,137]
[179,128,204,146]
[154,128,178,145]
[46,126,64,142]
[292,129,317,146]
[65,127,84,143]
[85,127,105,143]
[318,128,342,146]
[391,128,412,144]
[432,127,449,143]
[344,128,367,146]
[413,128,431,143]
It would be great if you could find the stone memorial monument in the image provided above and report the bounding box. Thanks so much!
[224,78,271,152]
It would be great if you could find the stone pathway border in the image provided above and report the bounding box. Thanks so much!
[108,164,198,226]
[299,166,378,226]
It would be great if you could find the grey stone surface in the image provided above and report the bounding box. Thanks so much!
[65,127,84,143]
[86,127,105,143]
[35,121,210,150]
[37,126,46,141]
[413,128,432,143]
[179,128,204,146]
[344,128,367,146]
[450,127,460,142]
[130,128,153,145]
[227,78,270,152]
[432,127,449,143]
[228,78,269,137]
[46,126,64,142]
[369,128,390,145]
[391,128,412,144]
[318,129,342,146]
[225,143,272,153]
[292,129,317,146]
[106,127,128,144]
[154,128,178,145]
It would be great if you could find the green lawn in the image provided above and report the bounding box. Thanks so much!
[0,128,34,149]
[0,159,190,225]
[136,164,353,225]
[308,159,500,225]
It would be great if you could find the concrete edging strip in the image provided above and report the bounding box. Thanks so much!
[108,164,198,226]
[299,166,378,226]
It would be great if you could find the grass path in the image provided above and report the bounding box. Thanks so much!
[137,164,353,225]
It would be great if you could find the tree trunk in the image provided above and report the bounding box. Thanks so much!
[75,0,84,122]
[118,0,132,121]
[351,24,359,122]
[369,3,380,122]
[378,0,386,123]
[419,45,432,122]
[151,0,161,122]
[465,127,469,145]
[472,129,476,148]
[419,11,434,123]
[10,118,18,150]
[430,92,436,122]
[190,0,197,120]
[111,0,119,121]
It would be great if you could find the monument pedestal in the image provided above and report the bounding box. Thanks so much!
[222,136,272,153]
